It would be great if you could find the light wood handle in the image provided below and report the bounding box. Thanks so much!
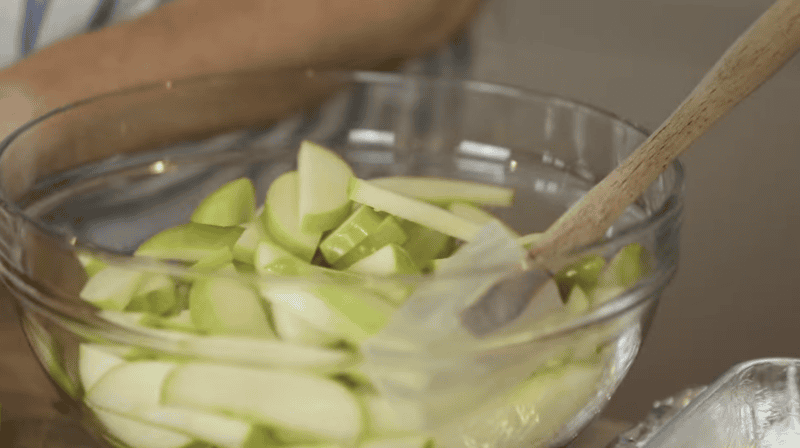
[530,0,800,260]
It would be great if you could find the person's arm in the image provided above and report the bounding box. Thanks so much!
[0,0,482,124]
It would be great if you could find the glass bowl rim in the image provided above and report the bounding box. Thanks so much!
[0,69,684,348]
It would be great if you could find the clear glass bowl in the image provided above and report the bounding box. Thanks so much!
[0,69,683,448]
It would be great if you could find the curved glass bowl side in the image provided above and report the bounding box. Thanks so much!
[0,70,684,448]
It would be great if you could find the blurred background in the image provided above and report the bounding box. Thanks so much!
[465,0,800,421]
[0,0,798,435]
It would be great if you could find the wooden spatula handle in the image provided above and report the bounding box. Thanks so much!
[530,0,800,260]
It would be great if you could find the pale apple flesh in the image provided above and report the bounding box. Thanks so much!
[74,140,652,448]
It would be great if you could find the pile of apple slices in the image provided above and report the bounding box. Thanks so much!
[74,141,651,448]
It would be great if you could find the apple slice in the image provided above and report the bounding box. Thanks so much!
[367,176,514,207]
[269,302,343,347]
[347,244,419,276]
[191,246,235,272]
[259,282,392,343]
[181,335,357,372]
[136,223,245,262]
[458,362,602,448]
[92,408,195,448]
[255,240,313,276]
[190,178,256,227]
[565,285,590,315]
[87,361,271,448]
[125,273,179,316]
[590,285,627,307]
[597,243,651,289]
[133,408,274,448]
[298,141,355,233]
[189,268,275,338]
[400,221,455,268]
[517,232,544,248]
[231,218,271,264]
[319,205,384,264]
[423,258,448,273]
[448,201,519,237]
[100,310,200,336]
[360,435,434,448]
[490,279,565,337]
[80,266,145,311]
[362,394,426,437]
[554,254,606,300]
[90,312,354,370]
[447,201,497,225]
[349,179,481,242]
[162,363,364,443]
[78,251,107,277]
[141,310,198,333]
[332,215,408,269]
[263,171,322,261]
[86,360,179,416]
[78,344,127,391]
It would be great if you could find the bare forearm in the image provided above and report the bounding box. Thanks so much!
[2,0,480,116]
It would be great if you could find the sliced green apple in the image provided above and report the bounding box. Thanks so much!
[400,221,454,268]
[78,251,107,277]
[100,310,198,336]
[496,363,601,444]
[189,268,275,337]
[87,360,179,415]
[298,141,355,233]
[367,176,514,207]
[554,254,606,300]
[141,310,199,333]
[190,178,256,227]
[259,282,392,343]
[88,312,353,370]
[231,219,270,265]
[423,258,449,273]
[162,363,364,443]
[87,361,270,448]
[565,285,590,315]
[448,201,519,237]
[360,435,434,448]
[319,205,384,265]
[269,302,343,347]
[80,266,145,311]
[126,273,179,316]
[597,243,651,289]
[349,179,481,242]
[191,246,235,273]
[132,408,273,448]
[347,244,419,276]
[92,408,195,448]
[590,285,628,307]
[263,171,322,261]
[333,216,408,269]
[255,240,313,276]
[79,344,127,391]
[516,232,544,248]
[362,394,426,437]
[136,223,244,262]
[491,279,565,337]
[180,335,356,372]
